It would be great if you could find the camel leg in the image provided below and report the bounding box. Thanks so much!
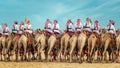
[102,39,110,61]
[23,43,27,61]
[40,43,46,60]
[116,41,119,62]
[6,40,12,61]
[36,44,40,60]
[57,37,64,61]
[78,39,86,63]
[47,47,51,61]
[64,38,69,61]
[57,40,63,61]
[69,42,76,63]
[2,39,7,61]
[90,39,97,62]
[17,44,21,61]
[88,38,91,62]
[64,42,68,60]
[47,40,54,61]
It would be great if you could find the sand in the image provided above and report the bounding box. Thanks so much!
[0,61,120,68]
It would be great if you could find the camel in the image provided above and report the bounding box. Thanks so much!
[116,30,120,62]
[88,31,98,62]
[77,29,87,63]
[5,33,15,61]
[17,33,28,61]
[47,34,56,61]
[34,30,46,60]
[1,34,11,61]
[102,31,116,62]
[0,35,3,60]
[47,30,62,61]
[57,30,70,61]
[69,32,78,62]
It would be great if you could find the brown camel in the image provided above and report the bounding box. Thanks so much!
[102,32,116,62]
[88,32,98,62]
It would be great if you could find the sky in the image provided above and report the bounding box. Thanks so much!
[0,0,120,30]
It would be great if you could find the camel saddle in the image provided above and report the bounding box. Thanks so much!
[45,31,53,37]
[82,30,91,38]
[67,31,74,37]
[76,31,81,35]
[54,32,61,39]
[3,35,8,39]
[14,33,21,38]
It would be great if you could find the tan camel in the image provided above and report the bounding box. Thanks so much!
[1,34,10,61]
[69,32,78,62]
[77,30,87,63]
[6,34,15,61]
[116,30,120,62]
[0,36,3,60]
[34,30,46,60]
[47,34,56,61]
[88,32,99,62]
[102,32,112,62]
[58,30,70,61]
[17,33,27,61]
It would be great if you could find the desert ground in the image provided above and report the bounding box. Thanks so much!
[0,61,120,68]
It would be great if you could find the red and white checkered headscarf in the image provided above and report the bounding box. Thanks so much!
[3,23,7,31]
[76,19,80,27]
[45,19,50,28]
[66,19,72,26]
[19,21,24,29]
[95,20,99,30]
[54,20,57,28]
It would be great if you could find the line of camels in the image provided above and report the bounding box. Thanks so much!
[0,28,120,63]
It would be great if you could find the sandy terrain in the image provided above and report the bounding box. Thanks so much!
[0,61,120,68]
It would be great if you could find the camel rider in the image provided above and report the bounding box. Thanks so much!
[66,19,75,37]
[107,20,116,39]
[3,23,9,37]
[92,20,100,35]
[75,19,83,34]
[83,18,92,36]
[18,21,24,35]
[53,20,61,38]
[84,18,92,32]
[25,20,33,34]
[45,19,53,36]
[12,21,19,35]
[24,18,33,45]
[53,20,61,34]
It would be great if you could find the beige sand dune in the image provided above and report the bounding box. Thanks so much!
[0,62,120,68]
